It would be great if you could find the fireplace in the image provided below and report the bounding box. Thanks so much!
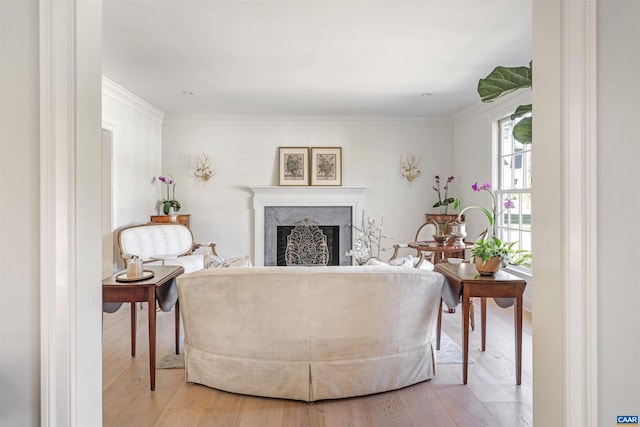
[251,187,366,266]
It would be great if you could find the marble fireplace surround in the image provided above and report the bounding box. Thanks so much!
[251,187,366,266]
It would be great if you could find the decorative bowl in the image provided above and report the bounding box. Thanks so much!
[432,235,448,244]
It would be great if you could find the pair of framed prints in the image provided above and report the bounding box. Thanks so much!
[278,147,342,186]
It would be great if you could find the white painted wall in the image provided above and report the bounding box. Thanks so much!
[102,78,164,266]
[0,1,41,424]
[453,91,534,310]
[162,117,455,260]
[597,0,640,422]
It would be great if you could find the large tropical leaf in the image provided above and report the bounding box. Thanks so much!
[478,65,532,102]
[512,117,532,144]
[511,104,532,120]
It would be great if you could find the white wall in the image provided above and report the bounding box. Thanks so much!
[453,91,534,309]
[597,0,640,422]
[162,116,455,260]
[102,78,164,266]
[0,1,41,424]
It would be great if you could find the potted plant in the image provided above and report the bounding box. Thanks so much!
[158,174,181,215]
[470,236,517,275]
[432,175,455,214]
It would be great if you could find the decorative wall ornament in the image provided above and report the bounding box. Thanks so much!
[401,153,422,185]
[194,152,215,182]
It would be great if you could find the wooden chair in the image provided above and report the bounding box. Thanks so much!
[389,221,438,267]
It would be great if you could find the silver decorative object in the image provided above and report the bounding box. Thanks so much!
[449,221,467,246]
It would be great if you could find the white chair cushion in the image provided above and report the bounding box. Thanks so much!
[119,223,194,261]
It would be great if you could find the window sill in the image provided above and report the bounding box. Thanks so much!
[504,265,532,280]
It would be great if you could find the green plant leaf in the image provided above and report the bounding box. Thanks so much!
[511,104,532,119]
[478,65,532,102]
[512,117,532,144]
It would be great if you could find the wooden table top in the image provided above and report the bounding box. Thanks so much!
[102,265,184,288]
[435,262,526,283]
[409,241,473,252]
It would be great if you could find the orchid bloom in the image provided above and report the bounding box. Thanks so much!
[504,199,516,209]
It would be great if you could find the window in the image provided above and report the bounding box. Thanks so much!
[496,115,532,271]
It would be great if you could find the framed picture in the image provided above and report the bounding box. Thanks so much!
[278,147,309,186]
[310,147,342,186]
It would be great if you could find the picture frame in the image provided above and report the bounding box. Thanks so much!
[278,147,309,186]
[310,147,342,186]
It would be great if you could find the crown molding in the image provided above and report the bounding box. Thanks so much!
[102,77,165,124]
[452,90,531,125]
[162,114,452,127]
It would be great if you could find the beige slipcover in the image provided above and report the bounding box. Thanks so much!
[177,265,444,401]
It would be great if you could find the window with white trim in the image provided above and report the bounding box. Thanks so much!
[496,115,532,271]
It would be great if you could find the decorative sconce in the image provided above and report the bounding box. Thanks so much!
[401,153,422,185]
[194,152,215,182]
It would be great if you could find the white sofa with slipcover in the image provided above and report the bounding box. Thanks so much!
[177,265,444,402]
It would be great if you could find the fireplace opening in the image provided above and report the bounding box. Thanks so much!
[277,225,340,266]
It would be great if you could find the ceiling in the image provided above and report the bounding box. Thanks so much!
[102,1,531,118]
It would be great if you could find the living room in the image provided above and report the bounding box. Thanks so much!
[2,0,639,426]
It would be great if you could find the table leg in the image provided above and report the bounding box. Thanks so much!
[436,298,443,350]
[481,297,487,351]
[515,293,523,385]
[462,292,470,385]
[130,302,137,357]
[175,300,180,354]
[470,298,475,331]
[148,289,157,391]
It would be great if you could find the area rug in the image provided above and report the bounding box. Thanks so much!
[436,333,473,364]
[156,349,185,369]
[157,334,469,369]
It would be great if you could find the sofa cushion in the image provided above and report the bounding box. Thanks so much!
[147,254,204,274]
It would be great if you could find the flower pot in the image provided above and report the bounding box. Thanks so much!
[475,256,501,276]
[439,205,448,214]
[168,207,178,223]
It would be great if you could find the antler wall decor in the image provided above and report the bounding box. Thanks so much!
[401,153,422,185]
[194,152,215,182]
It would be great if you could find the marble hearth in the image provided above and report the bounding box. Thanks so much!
[251,187,366,266]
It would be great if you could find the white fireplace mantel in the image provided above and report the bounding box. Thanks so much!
[250,186,366,266]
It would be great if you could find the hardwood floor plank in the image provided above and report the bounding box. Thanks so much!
[109,369,184,427]
[397,379,457,427]
[154,408,203,427]
[281,400,326,427]
[236,395,285,427]
[322,396,370,427]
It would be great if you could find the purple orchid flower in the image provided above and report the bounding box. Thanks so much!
[504,199,516,209]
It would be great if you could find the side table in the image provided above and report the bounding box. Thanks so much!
[434,262,527,385]
[102,265,184,390]
[150,213,191,229]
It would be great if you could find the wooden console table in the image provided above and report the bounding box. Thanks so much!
[102,265,184,390]
[434,262,527,385]
[150,214,191,229]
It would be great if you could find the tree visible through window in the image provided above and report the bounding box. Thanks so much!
[496,115,532,271]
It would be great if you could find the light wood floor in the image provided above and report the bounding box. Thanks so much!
[103,300,532,426]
